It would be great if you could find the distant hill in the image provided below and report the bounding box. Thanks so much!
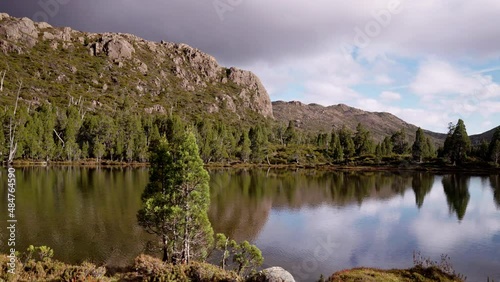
[470,126,500,145]
[273,100,447,145]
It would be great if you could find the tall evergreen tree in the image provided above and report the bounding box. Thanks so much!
[331,131,344,162]
[39,104,57,161]
[444,119,471,165]
[354,123,374,156]
[64,107,82,160]
[381,136,393,157]
[284,120,298,146]
[412,128,426,162]
[249,125,268,163]
[338,126,355,158]
[238,130,251,163]
[391,129,409,155]
[137,132,213,263]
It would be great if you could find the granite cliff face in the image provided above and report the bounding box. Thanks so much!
[0,13,273,120]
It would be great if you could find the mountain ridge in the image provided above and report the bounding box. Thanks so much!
[0,13,496,147]
[272,100,447,145]
[0,13,273,124]
[272,100,497,145]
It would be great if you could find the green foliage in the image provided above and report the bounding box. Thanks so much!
[133,254,241,281]
[137,130,214,264]
[238,130,252,163]
[338,125,355,158]
[443,119,471,165]
[391,129,409,155]
[489,127,500,164]
[25,245,54,262]
[330,130,344,162]
[213,233,264,276]
[354,123,375,156]
[249,125,269,164]
[284,120,298,146]
[0,246,106,281]
[412,128,434,162]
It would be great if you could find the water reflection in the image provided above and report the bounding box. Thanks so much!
[442,175,470,221]
[209,170,418,240]
[411,173,434,209]
[0,168,498,282]
[490,175,500,208]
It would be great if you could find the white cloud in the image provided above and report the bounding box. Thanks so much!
[374,74,394,85]
[380,91,401,101]
[410,60,479,97]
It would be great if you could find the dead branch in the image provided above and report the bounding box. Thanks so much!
[0,70,6,92]
[8,81,22,163]
[53,129,65,148]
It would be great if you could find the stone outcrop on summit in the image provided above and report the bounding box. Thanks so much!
[0,13,274,120]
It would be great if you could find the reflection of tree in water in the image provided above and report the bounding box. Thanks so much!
[489,175,500,209]
[208,169,415,241]
[442,174,470,221]
[411,173,434,209]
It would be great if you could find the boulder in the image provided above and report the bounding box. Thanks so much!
[36,22,52,29]
[103,38,135,61]
[0,13,9,21]
[0,17,38,47]
[248,267,296,282]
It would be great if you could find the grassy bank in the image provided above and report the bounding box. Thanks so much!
[325,267,465,282]
[1,253,471,282]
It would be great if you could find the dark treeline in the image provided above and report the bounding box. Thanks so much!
[1,102,500,166]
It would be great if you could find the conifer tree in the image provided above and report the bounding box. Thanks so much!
[238,130,251,163]
[444,119,471,165]
[137,131,213,263]
[284,120,298,146]
[412,128,426,162]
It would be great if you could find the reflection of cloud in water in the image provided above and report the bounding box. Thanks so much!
[250,174,500,281]
[208,170,500,281]
[411,178,500,253]
[256,193,416,279]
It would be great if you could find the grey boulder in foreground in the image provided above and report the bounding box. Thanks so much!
[248,266,296,282]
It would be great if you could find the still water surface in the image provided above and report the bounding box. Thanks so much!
[1,168,499,281]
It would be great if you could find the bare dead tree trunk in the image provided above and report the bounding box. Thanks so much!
[53,129,65,148]
[162,234,169,262]
[8,82,21,163]
[0,70,6,92]
[222,237,229,270]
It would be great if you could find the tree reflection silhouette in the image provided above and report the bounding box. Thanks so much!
[411,173,434,209]
[442,174,470,221]
[489,175,500,209]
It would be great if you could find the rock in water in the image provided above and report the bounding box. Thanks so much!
[248,267,296,282]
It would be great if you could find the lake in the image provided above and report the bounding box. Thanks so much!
[1,168,499,281]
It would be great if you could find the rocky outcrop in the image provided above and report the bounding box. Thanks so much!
[103,38,135,61]
[0,16,38,53]
[248,267,296,282]
[0,13,274,121]
[228,67,274,118]
[0,17,38,46]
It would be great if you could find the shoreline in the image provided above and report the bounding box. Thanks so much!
[3,159,499,174]
[0,253,467,282]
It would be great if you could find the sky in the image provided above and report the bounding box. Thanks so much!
[1,0,500,134]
